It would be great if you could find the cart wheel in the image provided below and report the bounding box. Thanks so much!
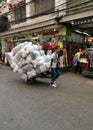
[31,77,36,82]
[27,77,36,84]
[26,79,31,84]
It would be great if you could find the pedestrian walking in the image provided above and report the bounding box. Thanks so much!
[74,47,83,73]
[49,46,61,87]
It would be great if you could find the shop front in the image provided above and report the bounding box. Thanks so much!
[66,31,85,66]
[0,24,67,62]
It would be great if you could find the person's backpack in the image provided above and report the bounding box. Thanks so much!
[58,49,63,57]
[72,55,78,67]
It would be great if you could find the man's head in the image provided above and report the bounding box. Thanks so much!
[55,46,60,53]
[79,47,82,52]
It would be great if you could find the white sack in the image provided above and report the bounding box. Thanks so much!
[5,52,16,68]
[14,50,22,63]
[35,67,41,74]
[13,65,19,73]
[32,59,44,68]
[32,45,42,50]
[37,62,50,73]
[39,50,45,56]
[32,55,51,68]
[26,55,32,64]
[27,69,36,79]
[21,73,27,82]
[44,55,51,62]
[21,52,28,58]
[32,50,40,58]
[30,53,36,60]
[21,64,33,73]
[24,45,34,54]
[15,58,26,69]
[23,41,32,46]
[6,41,51,82]
[12,44,23,55]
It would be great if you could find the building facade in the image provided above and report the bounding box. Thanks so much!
[0,0,68,61]
[0,0,93,63]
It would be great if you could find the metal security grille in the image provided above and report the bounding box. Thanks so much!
[14,0,26,23]
[14,5,26,23]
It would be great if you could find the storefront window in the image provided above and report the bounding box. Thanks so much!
[35,0,55,14]
[14,1,26,23]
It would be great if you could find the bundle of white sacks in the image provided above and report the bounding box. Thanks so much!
[5,42,51,82]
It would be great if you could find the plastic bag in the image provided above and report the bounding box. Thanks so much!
[27,69,36,79]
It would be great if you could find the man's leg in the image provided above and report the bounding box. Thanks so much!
[51,68,56,83]
[55,68,61,80]
[51,68,57,87]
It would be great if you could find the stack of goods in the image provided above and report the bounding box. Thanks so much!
[5,42,51,82]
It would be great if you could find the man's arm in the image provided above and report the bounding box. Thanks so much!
[50,59,53,66]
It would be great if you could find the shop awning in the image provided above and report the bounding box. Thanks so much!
[0,19,56,38]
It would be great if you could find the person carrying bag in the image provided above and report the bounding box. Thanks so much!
[49,46,61,87]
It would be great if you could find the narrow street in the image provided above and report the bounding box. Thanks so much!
[0,65,93,130]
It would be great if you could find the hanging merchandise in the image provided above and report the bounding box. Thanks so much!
[58,41,63,49]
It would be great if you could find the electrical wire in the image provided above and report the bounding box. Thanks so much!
[8,0,93,24]
[0,0,93,24]
[1,0,90,16]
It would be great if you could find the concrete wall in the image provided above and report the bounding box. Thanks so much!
[10,0,57,30]
[26,0,35,18]
[2,0,67,31]
[66,0,92,15]
[55,0,66,16]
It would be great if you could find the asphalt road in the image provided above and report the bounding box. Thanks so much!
[0,65,93,130]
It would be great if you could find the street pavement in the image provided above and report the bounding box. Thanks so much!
[0,65,93,130]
